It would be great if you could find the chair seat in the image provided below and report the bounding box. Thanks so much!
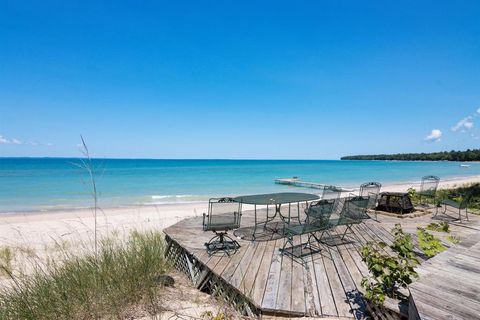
[441,199,462,209]
[286,222,329,235]
[329,217,358,227]
[205,215,239,231]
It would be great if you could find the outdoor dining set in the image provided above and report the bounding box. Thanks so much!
[202,182,383,258]
[202,175,475,258]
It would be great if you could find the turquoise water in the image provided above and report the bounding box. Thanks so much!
[1,158,479,212]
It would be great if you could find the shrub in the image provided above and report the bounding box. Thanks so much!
[426,222,450,233]
[361,224,418,305]
[417,228,445,258]
[407,188,419,204]
[0,230,169,319]
[446,235,460,244]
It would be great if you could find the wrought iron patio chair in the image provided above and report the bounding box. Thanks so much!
[418,175,440,206]
[330,196,370,241]
[281,199,336,258]
[321,185,343,200]
[319,185,343,215]
[203,197,241,256]
[359,182,382,220]
[434,184,479,222]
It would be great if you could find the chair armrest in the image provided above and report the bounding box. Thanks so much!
[202,212,208,229]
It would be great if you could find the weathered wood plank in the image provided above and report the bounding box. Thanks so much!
[312,250,338,317]
[251,237,277,304]
[411,283,480,319]
[322,250,352,318]
[239,240,268,297]
[275,243,293,312]
[229,241,258,289]
[416,275,480,301]
[330,248,365,317]
[261,238,284,311]
[301,234,321,316]
[290,236,306,314]
[219,244,249,284]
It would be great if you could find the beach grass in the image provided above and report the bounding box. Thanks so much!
[0,230,169,319]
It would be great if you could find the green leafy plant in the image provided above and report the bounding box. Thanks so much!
[201,310,233,320]
[407,188,419,204]
[361,224,418,305]
[426,222,450,233]
[417,228,445,258]
[446,235,460,244]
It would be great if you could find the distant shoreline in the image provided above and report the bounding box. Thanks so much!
[341,149,480,162]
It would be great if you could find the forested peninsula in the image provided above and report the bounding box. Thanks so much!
[341,149,480,161]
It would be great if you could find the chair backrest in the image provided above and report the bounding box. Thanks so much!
[321,185,342,200]
[360,182,382,209]
[203,197,241,231]
[305,199,336,227]
[320,185,342,214]
[340,196,370,222]
[420,175,440,195]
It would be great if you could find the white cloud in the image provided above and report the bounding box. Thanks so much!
[477,107,480,114]
[0,135,52,146]
[0,135,22,145]
[11,138,22,145]
[452,116,474,132]
[425,129,442,142]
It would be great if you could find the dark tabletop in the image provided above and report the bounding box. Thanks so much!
[233,192,320,205]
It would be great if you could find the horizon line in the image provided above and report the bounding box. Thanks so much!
[0,156,342,161]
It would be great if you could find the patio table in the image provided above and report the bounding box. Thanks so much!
[233,192,320,240]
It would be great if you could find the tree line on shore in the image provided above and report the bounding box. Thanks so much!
[341,149,480,161]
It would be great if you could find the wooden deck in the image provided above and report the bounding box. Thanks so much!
[164,207,480,318]
[409,224,480,319]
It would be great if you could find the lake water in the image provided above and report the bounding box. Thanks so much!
[1,158,479,212]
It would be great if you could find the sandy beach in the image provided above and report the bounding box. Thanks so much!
[1,175,479,252]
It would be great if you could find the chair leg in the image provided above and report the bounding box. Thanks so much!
[341,225,351,240]
[281,235,293,254]
[205,232,240,256]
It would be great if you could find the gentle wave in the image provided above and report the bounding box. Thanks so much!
[144,194,210,205]
[151,194,200,199]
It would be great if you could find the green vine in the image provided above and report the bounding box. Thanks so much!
[446,235,460,244]
[425,222,450,233]
[361,224,418,305]
[417,228,446,258]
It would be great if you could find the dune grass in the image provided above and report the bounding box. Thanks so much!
[0,230,169,319]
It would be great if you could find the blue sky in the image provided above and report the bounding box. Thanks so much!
[1,1,479,159]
